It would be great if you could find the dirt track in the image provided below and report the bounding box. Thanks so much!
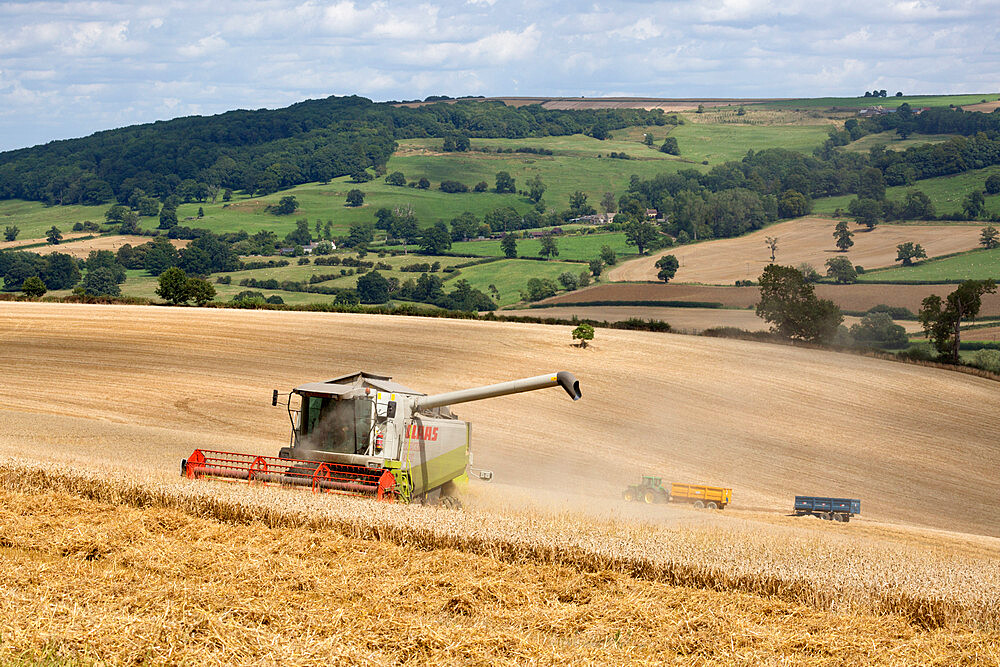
[2,302,999,537]
[608,217,985,283]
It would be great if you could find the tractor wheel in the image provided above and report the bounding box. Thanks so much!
[643,490,657,504]
[706,501,718,510]
[623,488,636,502]
[693,500,705,509]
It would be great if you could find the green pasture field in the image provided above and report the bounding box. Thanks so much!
[0,200,118,240]
[447,258,588,307]
[813,165,1000,217]
[756,94,999,110]
[664,122,831,164]
[841,132,956,153]
[451,231,631,262]
[859,247,1000,283]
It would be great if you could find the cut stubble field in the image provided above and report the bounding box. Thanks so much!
[608,216,987,284]
[3,302,1000,661]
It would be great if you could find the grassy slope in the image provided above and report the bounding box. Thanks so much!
[453,258,588,306]
[859,247,1000,282]
[451,231,630,262]
[840,131,956,153]
[813,165,1000,217]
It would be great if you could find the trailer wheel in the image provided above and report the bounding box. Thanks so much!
[833,513,845,522]
[706,501,718,510]
[693,500,705,509]
[843,516,851,523]
[822,512,833,521]
[623,488,636,502]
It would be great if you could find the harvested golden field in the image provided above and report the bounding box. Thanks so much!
[540,282,1000,316]
[3,471,999,665]
[607,217,985,284]
[4,302,1000,661]
[0,232,90,250]
[507,305,924,333]
[2,301,999,536]
[29,234,187,258]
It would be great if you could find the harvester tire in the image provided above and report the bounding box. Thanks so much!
[706,501,718,510]
[643,490,657,504]
[623,488,636,502]
[693,500,705,509]
[441,496,462,510]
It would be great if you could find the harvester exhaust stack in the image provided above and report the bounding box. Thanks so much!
[182,370,581,506]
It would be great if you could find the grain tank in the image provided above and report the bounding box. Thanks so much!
[181,370,581,505]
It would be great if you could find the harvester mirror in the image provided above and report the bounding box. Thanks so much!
[386,401,397,418]
[271,389,279,406]
[478,470,493,481]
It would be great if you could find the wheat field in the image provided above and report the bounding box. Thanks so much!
[607,217,985,283]
[3,301,1000,662]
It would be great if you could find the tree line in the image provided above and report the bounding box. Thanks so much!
[0,96,668,206]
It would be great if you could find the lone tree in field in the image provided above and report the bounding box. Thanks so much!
[494,171,516,194]
[501,233,517,258]
[979,225,1000,249]
[764,236,778,262]
[833,220,854,252]
[660,137,680,155]
[21,276,46,298]
[572,323,594,348]
[919,280,997,364]
[895,242,927,266]
[600,192,617,215]
[963,191,985,219]
[986,174,1000,195]
[623,219,658,255]
[655,255,679,283]
[156,267,192,305]
[756,264,843,342]
[526,175,546,204]
[4,225,19,242]
[824,256,858,284]
[46,226,62,245]
[600,244,617,266]
[346,189,364,207]
[539,234,559,259]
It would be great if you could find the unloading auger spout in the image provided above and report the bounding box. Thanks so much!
[412,372,581,411]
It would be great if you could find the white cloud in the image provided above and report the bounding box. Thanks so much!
[177,33,227,58]
[2,0,1000,151]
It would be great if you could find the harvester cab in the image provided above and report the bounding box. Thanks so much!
[182,371,581,506]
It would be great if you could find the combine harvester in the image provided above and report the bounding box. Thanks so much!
[182,371,581,506]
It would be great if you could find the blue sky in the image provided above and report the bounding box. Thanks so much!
[0,0,998,151]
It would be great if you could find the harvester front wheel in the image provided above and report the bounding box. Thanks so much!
[623,488,636,502]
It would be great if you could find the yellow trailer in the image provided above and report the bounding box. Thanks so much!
[669,483,731,509]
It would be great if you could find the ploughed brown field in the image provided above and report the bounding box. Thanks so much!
[540,282,1000,317]
[511,305,925,333]
[607,217,986,284]
[3,302,1000,662]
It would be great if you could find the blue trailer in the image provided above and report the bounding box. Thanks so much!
[793,496,860,523]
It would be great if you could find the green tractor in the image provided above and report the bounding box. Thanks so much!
[623,476,668,504]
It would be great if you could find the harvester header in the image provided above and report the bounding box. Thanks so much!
[182,370,581,506]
